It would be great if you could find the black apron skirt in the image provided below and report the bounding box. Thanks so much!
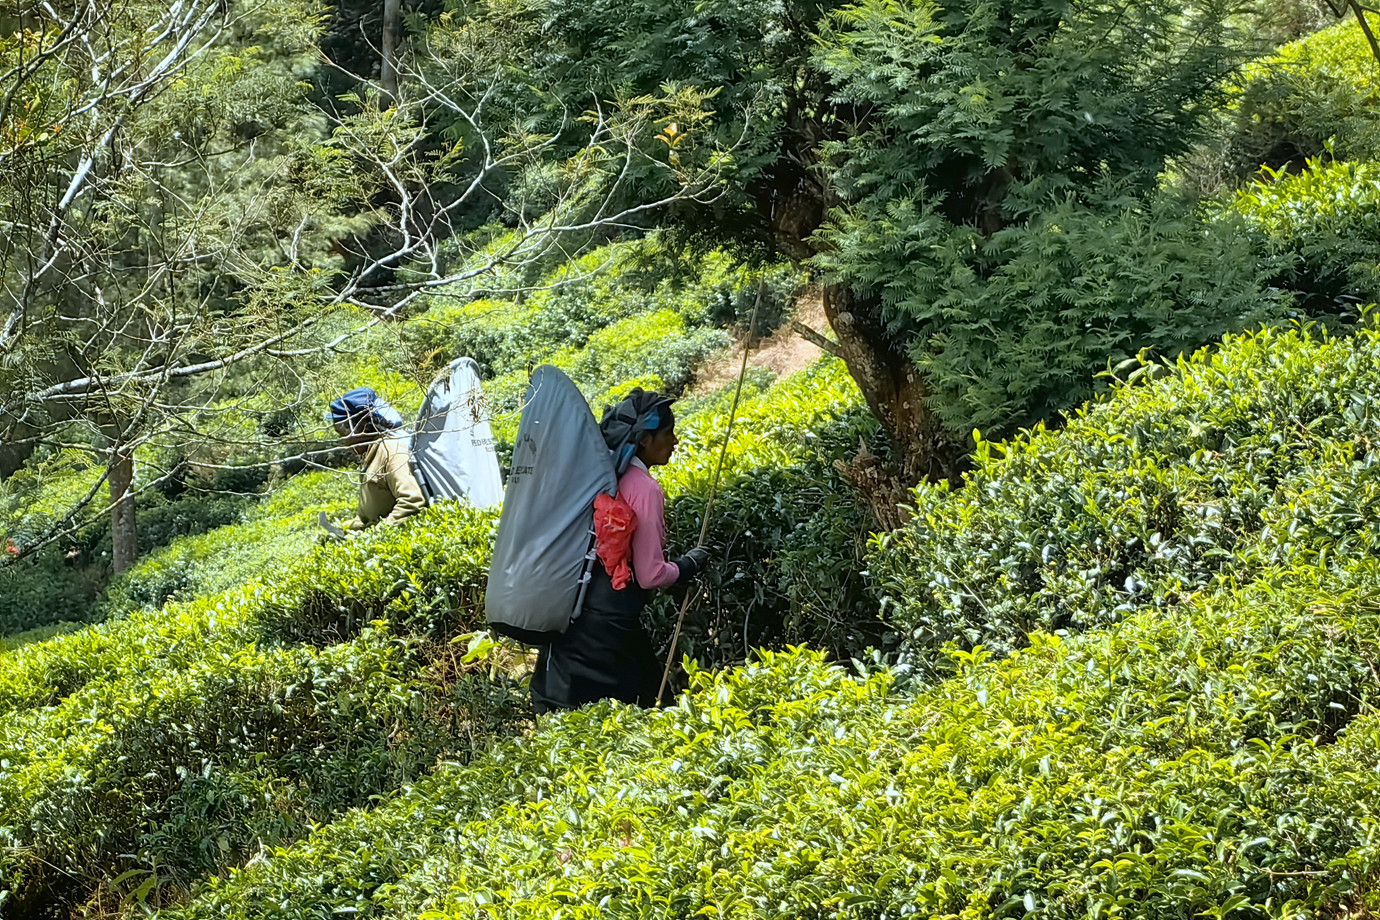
[529,563,665,714]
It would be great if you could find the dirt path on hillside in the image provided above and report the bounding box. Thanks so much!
[692,291,832,393]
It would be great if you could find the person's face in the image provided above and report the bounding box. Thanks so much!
[335,418,372,454]
[637,425,678,467]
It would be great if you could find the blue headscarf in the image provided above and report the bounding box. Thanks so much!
[329,387,404,434]
[599,388,675,476]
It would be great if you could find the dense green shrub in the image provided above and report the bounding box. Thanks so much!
[0,453,111,632]
[560,309,727,396]
[73,489,252,567]
[1223,20,1380,178]
[653,360,884,668]
[163,559,1380,920]
[0,621,83,654]
[0,351,889,915]
[1232,158,1380,315]
[872,322,1380,658]
[408,238,798,380]
[0,489,524,915]
[1,461,333,634]
[697,264,799,338]
[105,471,354,614]
[823,191,1287,436]
[484,309,730,447]
[0,547,105,635]
[141,495,249,550]
[0,506,525,914]
[0,625,525,915]
[259,502,498,643]
[1,504,504,723]
[407,298,539,379]
[0,589,264,716]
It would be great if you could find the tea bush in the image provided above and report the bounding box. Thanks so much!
[492,356,880,671]
[408,238,797,380]
[105,471,354,614]
[0,350,892,915]
[0,546,106,635]
[2,465,345,635]
[127,493,250,557]
[407,298,539,379]
[1232,158,1380,315]
[0,501,524,914]
[258,502,498,643]
[23,289,1380,920]
[653,359,884,667]
[692,258,800,338]
[1,453,112,632]
[1224,20,1380,177]
[0,506,506,725]
[0,621,83,654]
[0,624,524,915]
[0,501,501,722]
[0,589,264,716]
[871,322,1380,658]
[407,244,660,376]
[558,309,728,397]
[483,309,730,448]
[164,560,1380,920]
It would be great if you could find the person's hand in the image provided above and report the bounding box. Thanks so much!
[675,544,713,582]
[684,544,712,569]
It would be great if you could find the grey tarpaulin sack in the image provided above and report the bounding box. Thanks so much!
[411,357,503,509]
[485,365,617,643]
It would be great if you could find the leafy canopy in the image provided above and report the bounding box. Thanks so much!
[814,0,1280,437]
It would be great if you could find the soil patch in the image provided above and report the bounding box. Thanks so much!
[693,291,831,393]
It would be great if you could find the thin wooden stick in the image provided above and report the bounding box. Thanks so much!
[657,283,763,703]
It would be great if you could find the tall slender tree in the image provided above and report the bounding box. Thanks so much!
[0,0,733,564]
[381,0,403,101]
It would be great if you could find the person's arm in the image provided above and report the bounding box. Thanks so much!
[622,472,681,590]
[382,441,427,525]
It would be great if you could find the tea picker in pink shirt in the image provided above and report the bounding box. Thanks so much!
[529,389,712,714]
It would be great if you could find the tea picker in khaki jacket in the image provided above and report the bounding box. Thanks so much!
[328,387,426,531]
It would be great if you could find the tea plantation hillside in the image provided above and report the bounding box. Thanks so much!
[0,354,874,917]
[137,322,1380,920]
[0,236,802,637]
[5,7,1380,920]
[14,321,1380,917]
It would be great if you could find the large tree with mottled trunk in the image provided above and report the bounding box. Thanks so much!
[434,0,1282,485]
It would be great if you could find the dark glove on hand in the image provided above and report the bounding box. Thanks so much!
[674,544,713,583]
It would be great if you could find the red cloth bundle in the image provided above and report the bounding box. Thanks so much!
[593,492,638,590]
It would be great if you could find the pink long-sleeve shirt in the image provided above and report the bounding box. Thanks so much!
[618,457,680,590]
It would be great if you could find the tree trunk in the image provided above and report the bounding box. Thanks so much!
[108,446,137,574]
[822,283,963,487]
[380,0,401,103]
[756,138,965,494]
